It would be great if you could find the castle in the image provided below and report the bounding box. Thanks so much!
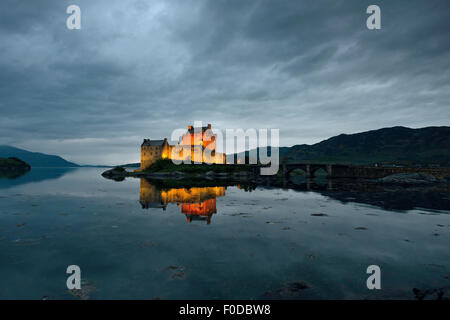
[140,123,225,171]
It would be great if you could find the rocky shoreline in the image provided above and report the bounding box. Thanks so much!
[101,166,259,182]
[376,173,447,185]
[101,166,450,186]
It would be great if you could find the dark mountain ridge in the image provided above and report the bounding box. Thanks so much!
[0,145,79,167]
[283,126,450,166]
[232,126,450,167]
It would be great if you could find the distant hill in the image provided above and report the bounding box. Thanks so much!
[0,146,79,167]
[120,162,140,168]
[234,126,450,167]
[283,126,450,167]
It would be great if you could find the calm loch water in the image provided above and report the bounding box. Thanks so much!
[0,168,449,299]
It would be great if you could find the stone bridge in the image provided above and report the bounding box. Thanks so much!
[281,163,450,179]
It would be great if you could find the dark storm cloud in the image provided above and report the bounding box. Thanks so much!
[0,0,449,164]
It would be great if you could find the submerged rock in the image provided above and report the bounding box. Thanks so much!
[261,281,311,299]
[163,265,185,272]
[413,287,450,300]
[169,271,186,280]
[101,166,127,181]
[68,280,96,300]
[378,173,441,185]
[163,265,187,280]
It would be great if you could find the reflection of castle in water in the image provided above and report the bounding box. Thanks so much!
[139,179,226,224]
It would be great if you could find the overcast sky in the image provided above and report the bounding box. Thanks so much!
[0,0,449,165]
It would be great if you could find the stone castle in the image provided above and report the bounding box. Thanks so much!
[140,123,226,170]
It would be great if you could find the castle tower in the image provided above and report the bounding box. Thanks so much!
[140,138,169,171]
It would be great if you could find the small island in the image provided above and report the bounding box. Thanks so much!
[103,123,263,182]
[0,157,31,179]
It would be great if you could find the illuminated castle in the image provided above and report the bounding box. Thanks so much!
[139,178,226,224]
[140,124,226,171]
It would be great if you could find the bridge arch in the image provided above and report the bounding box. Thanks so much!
[310,166,329,177]
[286,167,308,177]
[283,164,331,179]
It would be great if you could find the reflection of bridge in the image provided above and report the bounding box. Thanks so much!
[281,163,450,179]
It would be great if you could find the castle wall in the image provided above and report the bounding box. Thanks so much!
[141,145,163,170]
